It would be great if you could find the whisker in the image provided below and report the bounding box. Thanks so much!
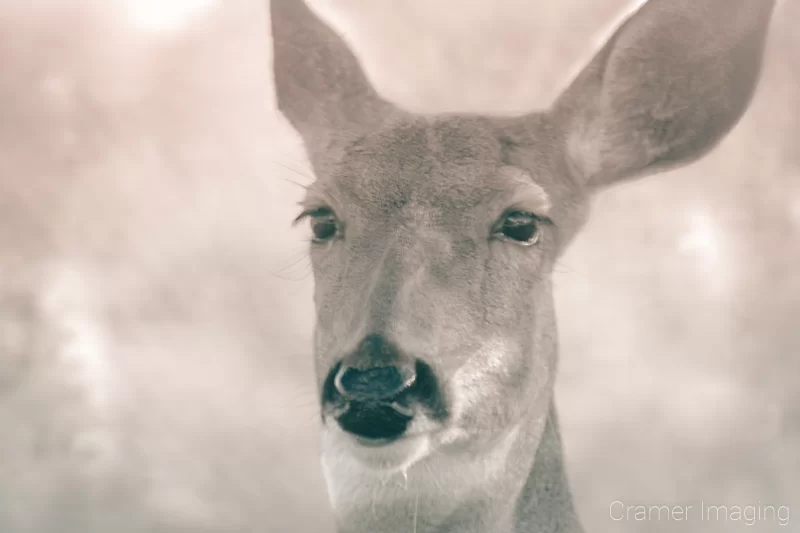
[553,259,585,278]
[423,462,447,496]
[412,491,419,533]
[271,251,312,281]
[271,160,314,182]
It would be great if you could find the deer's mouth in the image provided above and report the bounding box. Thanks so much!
[335,401,413,442]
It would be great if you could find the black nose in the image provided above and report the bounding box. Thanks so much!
[334,364,416,402]
[333,334,416,403]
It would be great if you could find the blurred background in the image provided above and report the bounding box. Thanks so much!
[0,0,797,531]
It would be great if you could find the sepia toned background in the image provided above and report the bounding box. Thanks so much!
[0,0,798,531]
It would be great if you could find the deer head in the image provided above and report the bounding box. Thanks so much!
[270,0,776,530]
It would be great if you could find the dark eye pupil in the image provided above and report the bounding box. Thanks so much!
[503,223,536,242]
[312,219,337,241]
[501,212,538,242]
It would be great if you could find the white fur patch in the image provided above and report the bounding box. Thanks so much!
[450,337,512,423]
[499,166,552,215]
[321,422,433,513]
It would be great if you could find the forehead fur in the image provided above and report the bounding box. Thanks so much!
[331,115,516,211]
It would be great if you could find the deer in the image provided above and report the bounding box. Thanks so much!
[270,0,777,531]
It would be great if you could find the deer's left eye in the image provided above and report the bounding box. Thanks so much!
[493,211,540,246]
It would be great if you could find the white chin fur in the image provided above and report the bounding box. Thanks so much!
[320,421,435,514]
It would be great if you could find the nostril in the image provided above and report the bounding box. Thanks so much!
[334,364,416,401]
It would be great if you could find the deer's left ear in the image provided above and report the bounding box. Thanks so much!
[550,0,778,190]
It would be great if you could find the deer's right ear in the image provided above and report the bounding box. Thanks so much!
[270,0,396,163]
[550,0,777,190]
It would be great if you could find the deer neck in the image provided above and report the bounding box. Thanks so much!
[326,401,583,533]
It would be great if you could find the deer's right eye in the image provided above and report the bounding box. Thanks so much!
[312,216,338,242]
[300,207,340,244]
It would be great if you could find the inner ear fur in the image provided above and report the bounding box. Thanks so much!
[549,0,777,189]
